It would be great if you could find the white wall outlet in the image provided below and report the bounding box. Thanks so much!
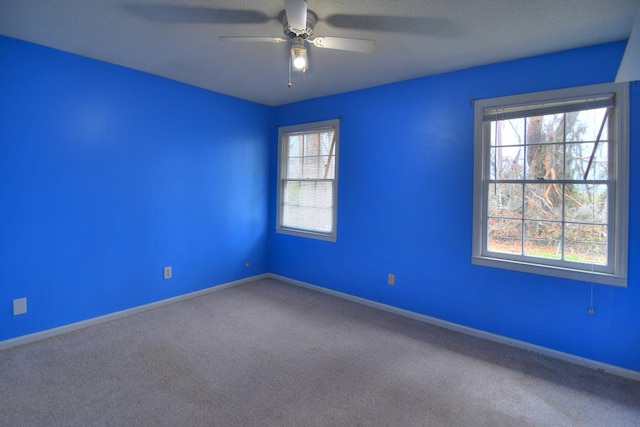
[163,266,172,280]
[13,297,27,316]
[388,273,396,286]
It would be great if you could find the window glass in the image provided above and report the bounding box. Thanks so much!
[473,83,628,286]
[277,120,339,241]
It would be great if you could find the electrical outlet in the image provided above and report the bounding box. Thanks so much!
[163,266,172,280]
[13,297,27,316]
[388,273,396,286]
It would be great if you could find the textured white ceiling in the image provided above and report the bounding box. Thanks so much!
[1,0,639,106]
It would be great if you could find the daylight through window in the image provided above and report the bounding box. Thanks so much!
[277,119,339,241]
[472,83,629,286]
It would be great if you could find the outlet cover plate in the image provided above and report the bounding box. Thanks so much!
[13,297,27,316]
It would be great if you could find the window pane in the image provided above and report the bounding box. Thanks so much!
[282,206,333,233]
[524,184,562,220]
[525,144,564,180]
[282,181,333,232]
[524,220,562,259]
[293,155,333,179]
[564,184,608,224]
[488,183,522,218]
[323,155,335,179]
[288,135,301,155]
[319,131,335,155]
[566,108,608,142]
[527,114,565,144]
[565,142,608,180]
[301,156,321,179]
[491,118,525,146]
[303,133,319,156]
[487,218,522,255]
[491,146,524,180]
[564,223,607,265]
[286,157,302,178]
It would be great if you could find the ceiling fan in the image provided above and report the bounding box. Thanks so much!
[219,0,376,87]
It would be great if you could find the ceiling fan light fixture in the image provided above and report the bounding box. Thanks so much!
[218,0,376,84]
[292,47,307,70]
[290,37,307,71]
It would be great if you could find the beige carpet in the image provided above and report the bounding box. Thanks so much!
[1,278,638,426]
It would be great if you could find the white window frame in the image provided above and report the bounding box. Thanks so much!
[472,83,629,287]
[277,119,339,241]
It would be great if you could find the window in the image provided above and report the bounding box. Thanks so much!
[472,83,629,286]
[277,119,339,241]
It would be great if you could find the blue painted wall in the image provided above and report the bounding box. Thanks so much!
[2,34,637,373]
[0,36,271,341]
[269,41,640,372]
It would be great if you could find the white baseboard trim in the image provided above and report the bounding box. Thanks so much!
[268,273,640,382]
[0,273,269,351]
[5,272,638,381]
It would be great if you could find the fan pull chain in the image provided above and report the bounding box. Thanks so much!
[287,54,293,88]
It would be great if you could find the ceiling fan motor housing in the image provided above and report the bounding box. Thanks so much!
[281,10,317,38]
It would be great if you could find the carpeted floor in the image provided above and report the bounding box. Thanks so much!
[1,278,639,426]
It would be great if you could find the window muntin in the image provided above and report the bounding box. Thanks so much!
[277,119,339,241]
[472,83,628,286]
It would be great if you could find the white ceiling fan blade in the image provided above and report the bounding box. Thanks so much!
[219,36,288,43]
[310,37,376,53]
[284,0,308,32]
[125,5,271,24]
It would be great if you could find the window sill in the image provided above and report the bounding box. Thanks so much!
[276,227,337,242]
[471,255,627,287]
